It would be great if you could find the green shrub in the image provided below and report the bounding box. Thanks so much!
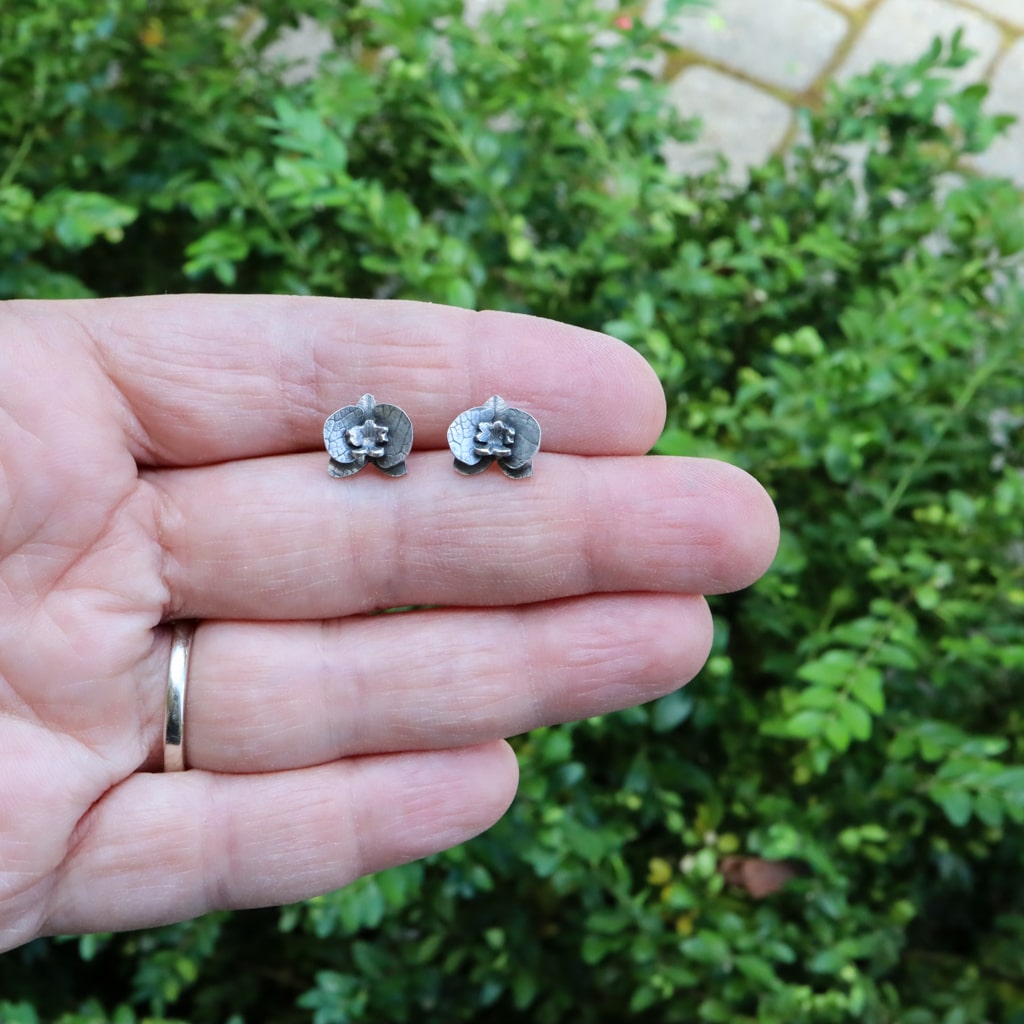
[2,1,1023,1022]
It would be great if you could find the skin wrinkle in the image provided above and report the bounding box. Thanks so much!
[405,615,522,741]
[575,456,598,596]
[96,355,161,467]
[142,469,198,621]
[249,629,320,757]
[102,320,278,464]
[6,602,109,729]
[30,484,143,614]
[77,778,192,925]
[20,296,669,467]
[319,617,356,759]
[339,762,369,889]
[370,475,408,612]
[59,312,144,495]
[459,308,491,441]
[469,307,665,453]
[142,451,774,623]
[0,407,48,555]
[385,761,463,856]
[3,877,51,951]
[0,729,76,887]
[0,409,101,570]
[138,474,180,623]
[276,316,330,450]
[234,792,339,905]
[377,344,460,401]
[672,462,777,594]
[0,452,12,547]
[512,603,545,733]
[50,776,115,916]
[114,299,478,461]
[0,293,781,946]
[313,478,375,615]
[64,305,157,468]
[206,774,246,913]
[0,682,35,726]
[171,593,709,773]
[535,595,701,720]
[63,778,200,926]
[0,470,154,694]
[35,740,132,934]
[0,605,79,726]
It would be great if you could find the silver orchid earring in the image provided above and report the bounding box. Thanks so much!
[324,394,414,478]
[447,395,541,479]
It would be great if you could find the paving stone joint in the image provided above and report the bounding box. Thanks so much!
[275,0,1024,186]
[656,0,1024,185]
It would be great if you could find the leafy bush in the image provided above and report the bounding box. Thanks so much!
[2,1,1023,1022]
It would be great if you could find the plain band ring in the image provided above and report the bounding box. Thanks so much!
[164,620,196,772]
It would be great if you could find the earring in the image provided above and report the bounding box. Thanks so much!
[447,395,541,479]
[324,394,413,477]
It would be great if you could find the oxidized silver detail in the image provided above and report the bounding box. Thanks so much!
[448,396,541,478]
[324,394,414,478]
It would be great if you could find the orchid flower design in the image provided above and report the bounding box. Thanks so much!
[324,394,414,477]
[447,395,541,479]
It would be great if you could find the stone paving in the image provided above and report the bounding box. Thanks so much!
[279,0,1024,186]
[656,0,1024,185]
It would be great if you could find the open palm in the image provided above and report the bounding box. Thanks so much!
[0,295,778,952]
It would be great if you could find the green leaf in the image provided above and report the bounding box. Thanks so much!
[513,969,538,1009]
[849,667,885,714]
[824,716,851,752]
[581,932,617,966]
[973,790,1004,828]
[7,4,1024,1018]
[808,948,849,974]
[441,277,476,308]
[734,954,780,989]
[0,1003,40,1024]
[796,686,841,711]
[784,710,826,739]
[651,689,694,733]
[682,932,730,964]
[859,824,888,842]
[697,997,734,1022]
[839,699,873,741]
[183,228,250,282]
[931,786,972,827]
[628,985,660,1014]
[797,650,857,688]
[44,190,138,248]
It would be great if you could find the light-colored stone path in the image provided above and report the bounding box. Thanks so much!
[656,0,1024,186]
[973,35,1024,179]
[663,67,793,183]
[652,0,849,91]
[275,0,1024,187]
[962,0,1024,31]
[837,0,1002,84]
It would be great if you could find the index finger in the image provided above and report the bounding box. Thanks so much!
[12,295,666,467]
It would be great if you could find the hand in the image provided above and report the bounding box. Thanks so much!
[0,295,778,951]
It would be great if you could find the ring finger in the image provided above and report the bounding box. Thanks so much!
[148,592,712,773]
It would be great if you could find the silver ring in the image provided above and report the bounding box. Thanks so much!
[164,621,196,772]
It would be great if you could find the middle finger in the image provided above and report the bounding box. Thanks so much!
[148,453,776,620]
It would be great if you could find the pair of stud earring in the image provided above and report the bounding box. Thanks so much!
[324,394,541,480]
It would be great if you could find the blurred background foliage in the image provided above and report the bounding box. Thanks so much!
[1,0,1023,1020]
